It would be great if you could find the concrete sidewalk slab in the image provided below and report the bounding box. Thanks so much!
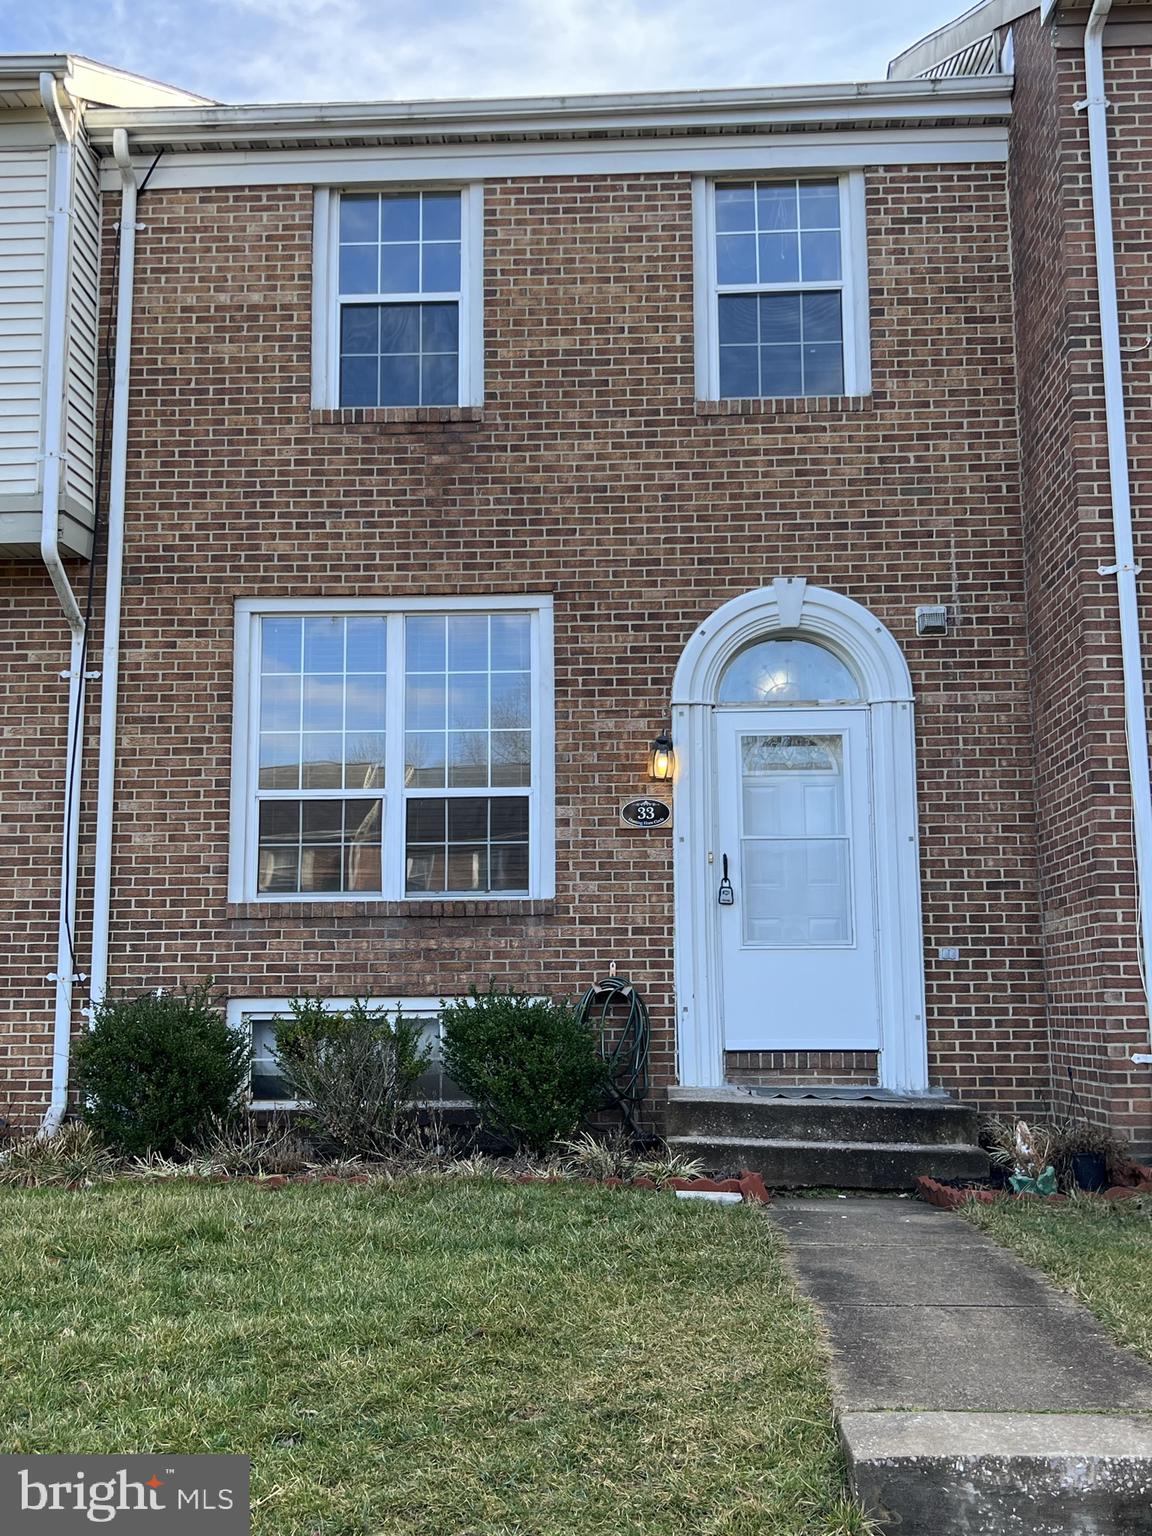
[770,1198,981,1244]
[791,1233,1062,1308]
[770,1199,1152,1533]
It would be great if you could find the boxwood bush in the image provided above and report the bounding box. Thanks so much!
[74,982,249,1157]
[440,984,608,1155]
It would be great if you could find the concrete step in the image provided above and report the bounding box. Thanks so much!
[666,1087,982,1148]
[841,1412,1152,1535]
[667,1132,989,1190]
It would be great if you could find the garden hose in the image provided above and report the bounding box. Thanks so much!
[574,975,651,1138]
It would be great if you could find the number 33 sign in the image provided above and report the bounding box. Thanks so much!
[620,797,672,828]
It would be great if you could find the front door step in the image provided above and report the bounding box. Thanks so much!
[665,1087,987,1187]
[841,1412,1152,1536]
[667,1132,987,1190]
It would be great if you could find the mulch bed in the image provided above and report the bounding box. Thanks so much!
[516,1170,772,1205]
[204,1169,774,1205]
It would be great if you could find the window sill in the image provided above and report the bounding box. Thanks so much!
[310,405,485,428]
[695,394,874,418]
[228,898,556,920]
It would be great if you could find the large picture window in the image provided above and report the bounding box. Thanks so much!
[232,598,553,901]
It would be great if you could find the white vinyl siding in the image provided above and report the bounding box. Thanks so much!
[0,147,50,496]
[63,136,100,514]
[0,134,100,528]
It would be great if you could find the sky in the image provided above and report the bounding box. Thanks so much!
[0,0,975,105]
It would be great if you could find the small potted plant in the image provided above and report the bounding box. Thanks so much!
[1051,1118,1128,1193]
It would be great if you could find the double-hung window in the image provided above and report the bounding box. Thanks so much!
[231,597,553,901]
[313,186,483,409]
[695,174,870,401]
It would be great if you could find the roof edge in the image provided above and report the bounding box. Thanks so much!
[81,74,1014,151]
[888,0,1040,79]
[0,52,213,108]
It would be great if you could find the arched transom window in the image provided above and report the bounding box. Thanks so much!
[717,636,860,704]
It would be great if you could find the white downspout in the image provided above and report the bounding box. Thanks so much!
[1079,0,1152,1057]
[38,73,87,1137]
[87,130,139,1013]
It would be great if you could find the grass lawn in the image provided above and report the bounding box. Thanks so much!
[0,1178,868,1536]
[964,1195,1152,1361]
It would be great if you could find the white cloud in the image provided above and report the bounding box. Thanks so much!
[12,0,973,104]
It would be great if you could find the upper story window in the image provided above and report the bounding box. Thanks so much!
[230,597,553,902]
[312,186,484,410]
[694,174,871,402]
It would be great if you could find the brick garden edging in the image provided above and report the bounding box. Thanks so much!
[917,1167,1152,1211]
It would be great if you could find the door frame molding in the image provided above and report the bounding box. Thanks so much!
[671,578,929,1092]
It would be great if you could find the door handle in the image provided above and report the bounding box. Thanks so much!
[718,853,735,906]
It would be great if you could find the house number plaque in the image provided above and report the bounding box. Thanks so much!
[620,797,672,828]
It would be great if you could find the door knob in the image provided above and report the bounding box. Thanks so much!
[718,853,735,906]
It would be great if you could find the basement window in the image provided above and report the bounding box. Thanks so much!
[227,998,457,1108]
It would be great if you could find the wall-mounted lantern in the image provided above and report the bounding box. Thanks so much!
[649,732,675,783]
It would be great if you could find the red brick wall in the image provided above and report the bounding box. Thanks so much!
[0,160,1054,1125]
[1009,13,1152,1145]
[0,568,91,1128]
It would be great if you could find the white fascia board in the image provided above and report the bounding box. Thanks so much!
[64,57,213,109]
[0,53,210,108]
[98,126,1009,193]
[82,74,1012,150]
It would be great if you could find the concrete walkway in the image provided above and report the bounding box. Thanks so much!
[770,1199,1152,1534]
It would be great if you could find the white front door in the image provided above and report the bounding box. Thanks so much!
[714,708,880,1051]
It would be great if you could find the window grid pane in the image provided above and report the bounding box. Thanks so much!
[337,189,462,408]
[405,795,531,894]
[255,615,386,896]
[714,178,845,401]
[251,609,538,900]
[718,292,844,400]
[258,616,386,793]
[404,613,532,791]
[257,797,384,894]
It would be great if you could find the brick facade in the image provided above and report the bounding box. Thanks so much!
[0,157,1058,1128]
[3,13,1150,1146]
[1009,10,1152,1142]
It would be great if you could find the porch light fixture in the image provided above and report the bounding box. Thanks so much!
[650,732,675,782]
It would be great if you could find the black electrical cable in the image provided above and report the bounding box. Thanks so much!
[574,975,652,1139]
[57,146,164,971]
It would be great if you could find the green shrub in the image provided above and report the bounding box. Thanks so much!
[271,998,431,1158]
[440,985,609,1155]
[74,983,249,1157]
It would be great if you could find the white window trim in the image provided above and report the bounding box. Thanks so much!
[311,184,484,410]
[228,996,456,1111]
[229,594,555,903]
[692,170,871,401]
